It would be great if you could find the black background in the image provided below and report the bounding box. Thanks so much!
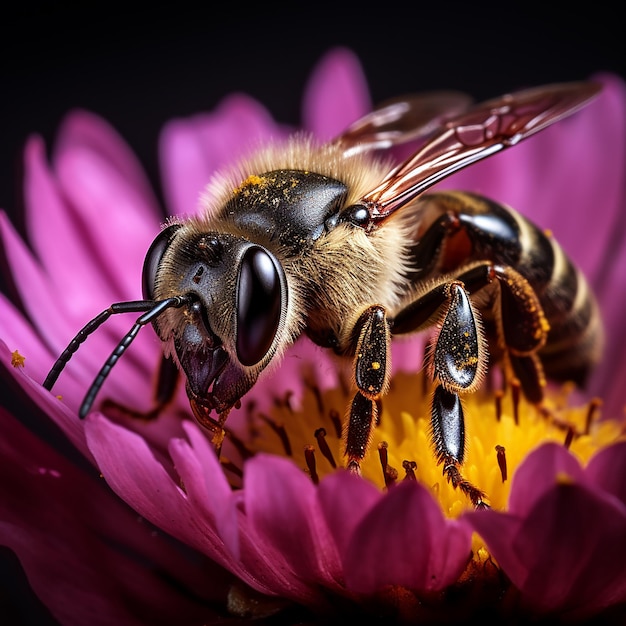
[1,3,624,235]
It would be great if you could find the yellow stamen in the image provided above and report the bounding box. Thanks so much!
[240,370,624,518]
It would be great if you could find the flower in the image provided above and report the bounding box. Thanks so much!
[1,47,625,624]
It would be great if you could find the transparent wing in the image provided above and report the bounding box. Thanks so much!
[334,91,473,155]
[356,81,602,224]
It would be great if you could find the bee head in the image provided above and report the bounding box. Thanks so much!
[142,223,287,414]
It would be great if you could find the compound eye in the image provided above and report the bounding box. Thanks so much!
[142,223,182,300]
[340,204,370,228]
[236,247,283,366]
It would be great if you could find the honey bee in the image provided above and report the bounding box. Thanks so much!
[44,81,603,506]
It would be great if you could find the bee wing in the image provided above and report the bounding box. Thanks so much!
[334,91,473,155]
[359,81,602,224]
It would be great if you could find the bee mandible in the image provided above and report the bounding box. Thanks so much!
[44,81,603,506]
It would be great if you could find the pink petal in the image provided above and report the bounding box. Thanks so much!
[23,136,121,315]
[53,114,161,301]
[84,413,282,597]
[344,480,473,593]
[85,413,197,537]
[586,441,626,506]
[0,293,57,384]
[506,443,584,515]
[244,453,343,589]
[159,94,281,218]
[0,210,78,354]
[477,484,626,616]
[0,341,92,461]
[54,109,159,211]
[317,470,382,555]
[302,47,372,141]
[168,420,239,557]
[0,406,223,625]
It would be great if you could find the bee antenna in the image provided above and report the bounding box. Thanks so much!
[77,295,192,419]
[42,296,192,418]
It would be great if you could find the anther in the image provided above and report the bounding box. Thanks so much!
[219,458,243,479]
[585,398,602,435]
[304,445,319,484]
[564,425,575,450]
[402,460,417,481]
[258,413,292,456]
[377,441,398,488]
[511,378,521,425]
[304,377,325,415]
[495,445,507,482]
[314,428,336,468]
[329,409,343,439]
[494,390,504,422]
[223,428,255,461]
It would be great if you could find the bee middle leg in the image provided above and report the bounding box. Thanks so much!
[392,262,551,506]
[393,278,489,506]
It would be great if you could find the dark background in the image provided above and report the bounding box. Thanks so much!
[1,3,624,235]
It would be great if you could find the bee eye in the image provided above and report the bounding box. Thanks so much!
[236,247,283,366]
[340,204,370,228]
[142,224,182,299]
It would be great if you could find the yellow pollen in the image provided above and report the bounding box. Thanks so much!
[555,471,575,485]
[232,174,268,196]
[238,369,624,522]
[11,350,25,368]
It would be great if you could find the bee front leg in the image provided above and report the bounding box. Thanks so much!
[344,305,391,472]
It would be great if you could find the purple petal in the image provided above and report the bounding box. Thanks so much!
[586,441,626,506]
[343,480,473,593]
[159,94,281,218]
[506,443,584,515]
[0,342,91,459]
[317,470,382,555]
[475,483,626,616]
[0,406,224,625]
[302,47,371,141]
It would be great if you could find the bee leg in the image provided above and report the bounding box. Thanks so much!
[431,385,488,508]
[459,262,549,405]
[102,354,180,420]
[344,305,390,472]
[392,280,488,505]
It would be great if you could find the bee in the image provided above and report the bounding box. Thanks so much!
[44,81,603,506]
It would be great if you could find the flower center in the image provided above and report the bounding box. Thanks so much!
[228,369,622,518]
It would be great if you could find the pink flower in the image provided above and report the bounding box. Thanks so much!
[466,442,626,622]
[1,47,625,624]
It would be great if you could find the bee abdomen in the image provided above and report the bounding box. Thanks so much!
[413,192,603,387]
